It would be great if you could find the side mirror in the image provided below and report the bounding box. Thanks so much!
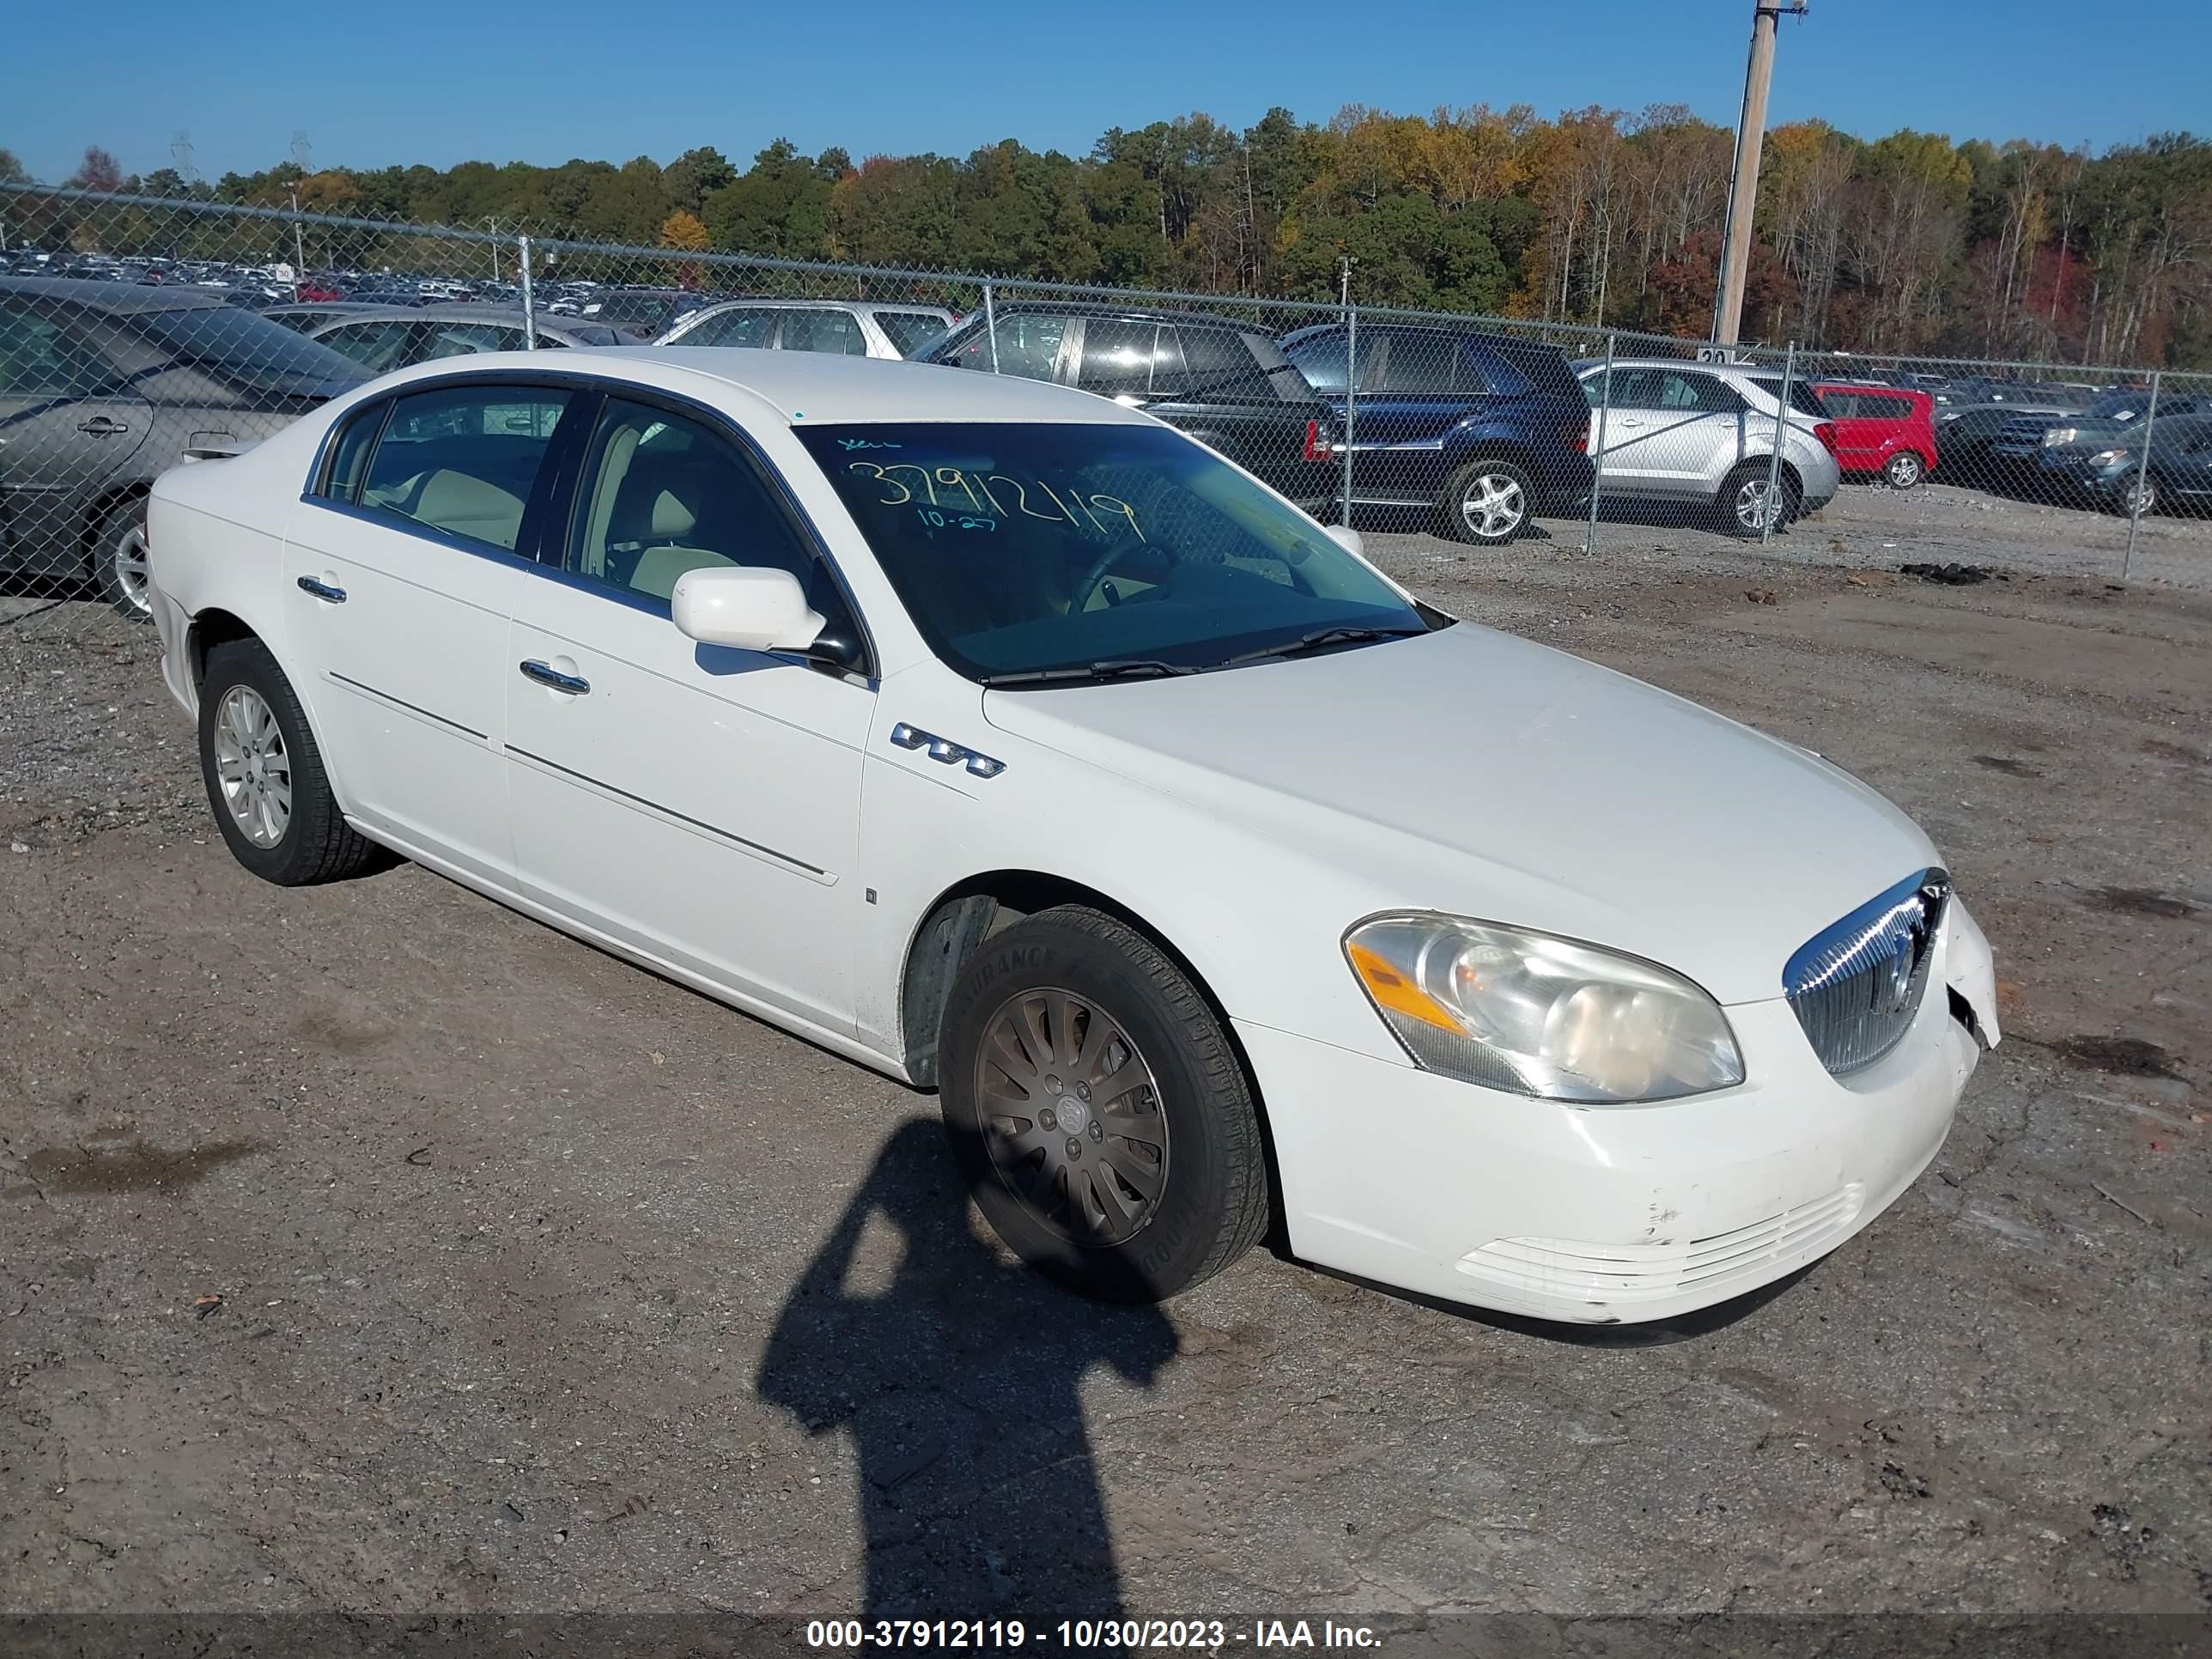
[672,566,824,653]
[1324,523,1364,558]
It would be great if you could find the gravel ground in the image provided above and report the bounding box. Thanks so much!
[3,501,2209,1643]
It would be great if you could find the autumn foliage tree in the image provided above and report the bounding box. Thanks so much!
[17,108,2212,367]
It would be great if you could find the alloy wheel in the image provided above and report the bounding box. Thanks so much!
[1459,471,1527,540]
[1886,453,1923,489]
[2124,474,2157,516]
[211,686,293,848]
[112,524,153,616]
[974,987,1170,1247]
[1735,476,1781,532]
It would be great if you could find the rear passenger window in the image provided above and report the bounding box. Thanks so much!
[318,401,387,502]
[1378,335,1455,395]
[1077,320,1158,397]
[357,386,570,553]
[682,308,779,349]
[1176,328,1270,401]
[781,309,867,356]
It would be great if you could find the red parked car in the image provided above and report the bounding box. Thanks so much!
[1812,382,1939,489]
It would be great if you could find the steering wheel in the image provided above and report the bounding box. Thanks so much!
[1073,541,1179,611]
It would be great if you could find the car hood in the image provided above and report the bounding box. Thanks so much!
[981,623,1939,1006]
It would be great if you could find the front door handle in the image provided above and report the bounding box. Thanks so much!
[520,659,590,695]
[78,416,131,436]
[295,575,347,603]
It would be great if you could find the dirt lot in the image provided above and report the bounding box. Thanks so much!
[3,501,2209,1642]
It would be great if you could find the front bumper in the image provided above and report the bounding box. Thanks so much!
[1238,903,1997,1324]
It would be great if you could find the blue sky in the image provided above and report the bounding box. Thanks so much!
[9,0,2203,184]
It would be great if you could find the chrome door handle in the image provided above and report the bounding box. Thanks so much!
[78,416,131,436]
[520,659,590,695]
[295,575,347,603]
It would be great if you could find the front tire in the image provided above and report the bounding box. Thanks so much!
[938,905,1270,1303]
[1883,451,1925,490]
[92,496,154,619]
[2108,471,2157,517]
[198,639,385,885]
[1440,459,1534,545]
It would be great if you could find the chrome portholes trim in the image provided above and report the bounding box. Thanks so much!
[890,722,1006,780]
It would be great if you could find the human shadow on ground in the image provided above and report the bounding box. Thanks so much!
[759,1118,1178,1620]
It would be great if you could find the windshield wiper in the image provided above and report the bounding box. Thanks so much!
[978,659,1196,689]
[1213,625,1429,670]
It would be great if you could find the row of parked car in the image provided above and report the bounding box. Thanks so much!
[4,266,2202,623]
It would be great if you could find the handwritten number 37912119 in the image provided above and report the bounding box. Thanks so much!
[848,462,1145,542]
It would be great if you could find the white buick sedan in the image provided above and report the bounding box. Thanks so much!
[147,349,2000,1323]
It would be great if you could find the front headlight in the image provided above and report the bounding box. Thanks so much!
[2042,427,2076,447]
[1343,915,1745,1103]
[2087,448,2128,467]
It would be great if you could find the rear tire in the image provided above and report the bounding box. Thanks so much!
[938,905,1270,1303]
[198,639,386,886]
[1882,451,1925,490]
[1440,459,1534,546]
[92,496,154,619]
[1718,463,1800,538]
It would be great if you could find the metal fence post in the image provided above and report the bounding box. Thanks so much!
[2123,369,2160,581]
[1761,339,1796,547]
[1341,302,1358,527]
[1583,331,1615,556]
[519,234,535,349]
[982,281,999,374]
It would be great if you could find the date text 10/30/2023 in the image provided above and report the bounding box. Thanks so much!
[804,1618,1385,1649]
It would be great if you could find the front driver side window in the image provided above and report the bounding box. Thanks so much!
[566,398,851,628]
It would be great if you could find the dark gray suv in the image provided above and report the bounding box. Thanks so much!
[0,277,368,614]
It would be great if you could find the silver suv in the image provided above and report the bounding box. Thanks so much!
[658,299,956,359]
[1575,358,1840,534]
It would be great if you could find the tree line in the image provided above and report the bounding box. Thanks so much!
[7,103,2209,368]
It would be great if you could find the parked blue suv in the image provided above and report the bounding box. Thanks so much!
[1279,323,1595,545]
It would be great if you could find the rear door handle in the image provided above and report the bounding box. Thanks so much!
[520,659,590,695]
[295,575,347,603]
[77,416,130,436]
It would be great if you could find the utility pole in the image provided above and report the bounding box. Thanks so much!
[287,186,307,300]
[1712,0,1806,346]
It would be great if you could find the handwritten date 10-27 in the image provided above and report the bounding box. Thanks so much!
[848,462,1145,542]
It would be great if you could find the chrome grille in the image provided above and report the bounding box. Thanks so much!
[1784,870,1949,1076]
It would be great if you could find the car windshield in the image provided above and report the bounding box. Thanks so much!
[795,422,1432,683]
[131,304,369,395]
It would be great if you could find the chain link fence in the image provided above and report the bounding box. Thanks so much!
[3,181,2208,646]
